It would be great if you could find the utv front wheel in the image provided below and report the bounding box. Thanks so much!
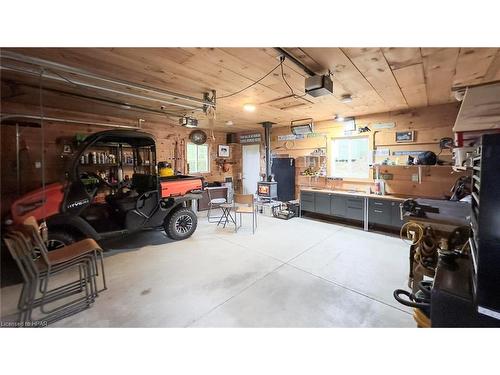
[165,208,197,240]
[47,230,77,250]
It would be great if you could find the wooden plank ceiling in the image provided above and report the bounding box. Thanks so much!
[1,47,499,131]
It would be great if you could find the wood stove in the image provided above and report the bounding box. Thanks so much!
[257,181,277,201]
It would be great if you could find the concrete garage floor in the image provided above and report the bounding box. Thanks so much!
[0,213,414,327]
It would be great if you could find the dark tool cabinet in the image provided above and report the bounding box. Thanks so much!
[431,257,499,327]
[430,133,500,327]
[470,133,500,320]
[271,157,295,202]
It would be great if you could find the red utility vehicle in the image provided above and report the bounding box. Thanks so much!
[9,130,203,248]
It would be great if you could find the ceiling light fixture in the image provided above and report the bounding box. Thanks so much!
[243,103,256,112]
[334,114,345,122]
[290,118,314,135]
[225,120,234,126]
[291,124,314,135]
[340,94,353,104]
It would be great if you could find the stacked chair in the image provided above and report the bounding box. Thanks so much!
[3,216,107,326]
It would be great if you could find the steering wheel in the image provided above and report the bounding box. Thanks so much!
[85,172,114,188]
[81,172,115,198]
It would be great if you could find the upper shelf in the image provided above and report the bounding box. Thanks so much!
[370,164,457,169]
[454,82,500,133]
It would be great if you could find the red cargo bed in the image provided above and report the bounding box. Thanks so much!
[159,175,203,198]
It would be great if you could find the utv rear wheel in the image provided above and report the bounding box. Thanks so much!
[47,230,77,251]
[165,208,197,240]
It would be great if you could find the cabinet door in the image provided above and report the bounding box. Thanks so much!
[391,201,404,229]
[346,207,364,221]
[330,195,346,217]
[345,197,364,221]
[369,199,392,210]
[300,191,314,212]
[314,193,331,215]
[369,206,392,226]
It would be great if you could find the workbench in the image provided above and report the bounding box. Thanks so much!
[300,188,406,231]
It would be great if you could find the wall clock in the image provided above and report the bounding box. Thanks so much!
[189,130,207,145]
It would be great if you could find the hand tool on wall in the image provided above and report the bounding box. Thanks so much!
[180,139,186,174]
[173,140,178,172]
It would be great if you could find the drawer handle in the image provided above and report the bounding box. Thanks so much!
[374,209,383,213]
[374,202,383,205]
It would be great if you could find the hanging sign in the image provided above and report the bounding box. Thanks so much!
[392,150,425,156]
[277,134,297,141]
[373,122,396,130]
[375,148,390,157]
[277,134,308,141]
[239,133,262,144]
[306,132,327,138]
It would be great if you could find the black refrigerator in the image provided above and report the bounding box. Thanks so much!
[271,157,295,202]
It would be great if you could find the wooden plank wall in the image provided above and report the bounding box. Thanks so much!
[270,103,468,199]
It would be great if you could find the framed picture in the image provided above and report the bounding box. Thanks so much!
[395,131,415,143]
[343,118,356,132]
[218,144,230,158]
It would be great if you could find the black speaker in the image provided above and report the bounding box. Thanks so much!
[226,133,238,144]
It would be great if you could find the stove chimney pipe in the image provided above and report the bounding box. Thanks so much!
[261,121,274,180]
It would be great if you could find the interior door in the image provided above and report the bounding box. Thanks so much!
[242,144,261,195]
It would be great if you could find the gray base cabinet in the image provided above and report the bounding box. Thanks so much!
[300,191,314,212]
[391,202,404,228]
[300,190,403,231]
[314,193,331,215]
[330,195,346,217]
[368,199,392,226]
[368,198,403,229]
[345,197,364,221]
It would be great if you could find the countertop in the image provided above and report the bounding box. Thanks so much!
[300,187,408,201]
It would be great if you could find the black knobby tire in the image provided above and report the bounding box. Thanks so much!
[164,208,198,240]
[46,230,77,251]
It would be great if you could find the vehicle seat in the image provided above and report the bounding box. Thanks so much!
[106,192,138,213]
[106,174,157,214]
[132,173,157,194]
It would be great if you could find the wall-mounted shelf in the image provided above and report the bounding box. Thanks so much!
[370,164,456,169]
[80,163,118,167]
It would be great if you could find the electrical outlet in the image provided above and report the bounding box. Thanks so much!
[411,173,419,182]
[35,161,41,169]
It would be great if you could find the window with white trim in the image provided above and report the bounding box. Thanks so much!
[328,136,370,179]
[187,143,209,173]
